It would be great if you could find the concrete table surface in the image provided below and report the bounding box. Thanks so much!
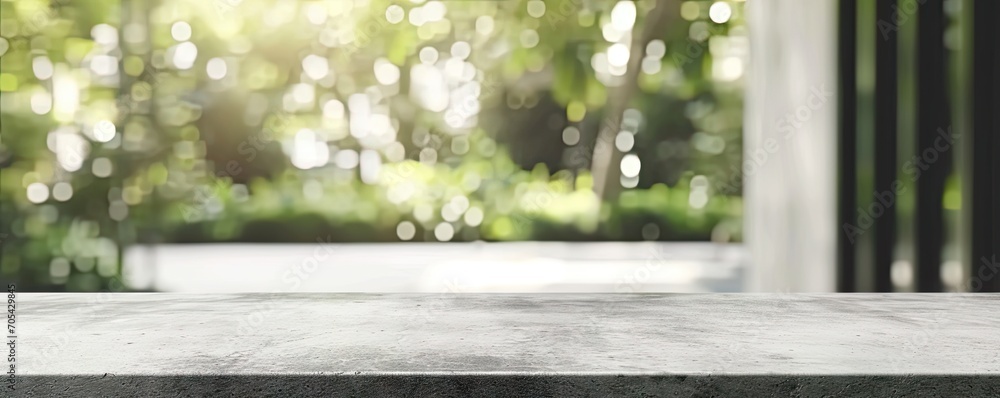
[14,293,1000,397]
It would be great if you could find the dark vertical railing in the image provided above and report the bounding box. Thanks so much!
[971,0,1000,292]
[838,0,858,292]
[914,0,948,292]
[873,0,897,292]
[839,0,997,292]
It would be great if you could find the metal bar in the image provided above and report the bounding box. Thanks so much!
[838,0,858,292]
[914,0,949,292]
[971,0,1000,292]
[873,0,898,292]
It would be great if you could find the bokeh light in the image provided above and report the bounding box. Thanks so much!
[0,0,746,290]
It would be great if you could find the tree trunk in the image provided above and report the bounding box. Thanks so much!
[589,0,678,201]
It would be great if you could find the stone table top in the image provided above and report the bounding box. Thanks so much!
[20,293,1000,375]
[13,293,1000,396]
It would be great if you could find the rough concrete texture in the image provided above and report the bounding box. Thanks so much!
[14,293,1000,396]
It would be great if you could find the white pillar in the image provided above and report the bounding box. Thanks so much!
[744,0,838,292]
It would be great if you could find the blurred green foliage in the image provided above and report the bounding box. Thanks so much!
[0,0,745,290]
